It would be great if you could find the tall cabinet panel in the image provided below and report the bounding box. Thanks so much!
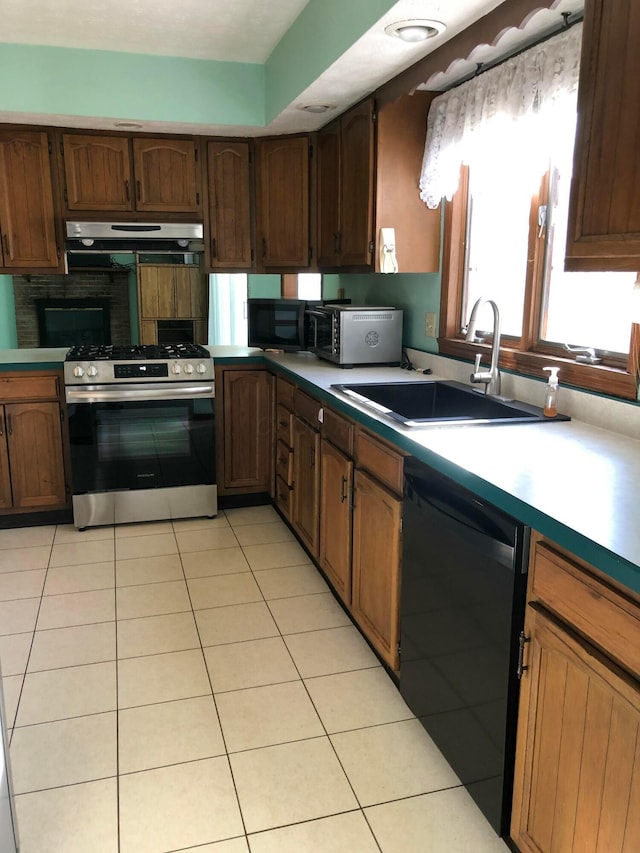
[255,136,310,269]
[339,99,375,268]
[207,141,253,270]
[316,120,341,268]
[0,130,60,271]
[566,0,640,268]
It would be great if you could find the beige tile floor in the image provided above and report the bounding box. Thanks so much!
[0,506,509,853]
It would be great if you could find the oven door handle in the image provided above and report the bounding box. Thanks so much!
[65,384,215,403]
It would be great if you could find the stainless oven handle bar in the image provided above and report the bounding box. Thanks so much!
[65,383,215,404]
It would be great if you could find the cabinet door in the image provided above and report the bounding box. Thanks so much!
[292,416,320,556]
[138,266,175,319]
[174,267,202,318]
[566,0,640,268]
[256,136,310,268]
[207,141,253,269]
[0,410,12,509]
[5,401,66,508]
[220,369,271,492]
[351,469,401,668]
[316,120,341,268]
[62,133,133,211]
[0,130,60,270]
[139,321,157,345]
[511,605,640,852]
[132,138,199,213]
[319,438,353,605]
[339,99,375,267]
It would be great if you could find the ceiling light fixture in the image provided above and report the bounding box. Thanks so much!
[114,121,143,129]
[297,104,335,114]
[385,19,446,43]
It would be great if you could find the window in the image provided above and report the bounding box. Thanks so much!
[422,22,639,399]
[208,274,248,346]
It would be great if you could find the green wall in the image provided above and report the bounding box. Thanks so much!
[0,276,17,348]
[265,0,397,121]
[248,275,281,298]
[338,272,441,352]
[0,44,264,127]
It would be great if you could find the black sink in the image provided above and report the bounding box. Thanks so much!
[331,380,569,427]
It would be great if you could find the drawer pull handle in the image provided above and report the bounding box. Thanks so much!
[6,414,12,436]
[517,631,530,679]
[124,180,130,202]
[340,475,348,503]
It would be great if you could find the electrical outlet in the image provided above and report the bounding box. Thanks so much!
[425,312,437,337]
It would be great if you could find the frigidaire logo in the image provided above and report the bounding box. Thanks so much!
[137,473,155,478]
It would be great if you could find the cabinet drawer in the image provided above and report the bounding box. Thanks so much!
[531,540,640,678]
[275,475,292,521]
[355,428,404,495]
[275,404,293,447]
[294,389,321,427]
[276,377,295,410]
[322,406,354,456]
[0,374,60,401]
[275,440,293,486]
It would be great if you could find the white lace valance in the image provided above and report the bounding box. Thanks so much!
[419,22,583,209]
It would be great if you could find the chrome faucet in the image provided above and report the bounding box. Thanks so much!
[465,297,501,396]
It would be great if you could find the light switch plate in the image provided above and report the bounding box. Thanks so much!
[425,312,437,337]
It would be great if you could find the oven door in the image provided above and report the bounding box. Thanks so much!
[307,308,338,361]
[65,383,215,495]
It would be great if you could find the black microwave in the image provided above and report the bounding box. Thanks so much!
[247,299,307,351]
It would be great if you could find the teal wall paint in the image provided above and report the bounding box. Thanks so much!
[265,0,397,121]
[0,276,17,348]
[337,272,441,352]
[0,44,264,127]
[248,275,281,298]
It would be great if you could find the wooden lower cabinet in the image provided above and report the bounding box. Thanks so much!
[1,401,66,509]
[215,367,272,495]
[319,437,353,605]
[511,604,640,852]
[291,416,320,556]
[351,468,402,669]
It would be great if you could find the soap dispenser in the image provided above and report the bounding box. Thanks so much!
[542,366,560,417]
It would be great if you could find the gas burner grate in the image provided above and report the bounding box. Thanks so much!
[66,344,210,361]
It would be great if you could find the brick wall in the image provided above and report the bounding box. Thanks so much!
[13,272,132,347]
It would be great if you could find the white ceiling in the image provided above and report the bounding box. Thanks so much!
[0,0,581,135]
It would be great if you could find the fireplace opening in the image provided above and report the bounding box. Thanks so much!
[36,299,111,347]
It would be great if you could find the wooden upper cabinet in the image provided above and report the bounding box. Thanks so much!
[138,265,206,320]
[62,133,133,211]
[255,136,310,269]
[132,138,200,213]
[316,93,440,273]
[0,130,60,271]
[339,99,375,267]
[566,0,640,269]
[207,140,253,270]
[316,120,341,268]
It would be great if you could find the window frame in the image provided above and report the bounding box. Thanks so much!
[439,167,639,400]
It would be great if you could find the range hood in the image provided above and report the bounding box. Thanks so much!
[65,221,205,254]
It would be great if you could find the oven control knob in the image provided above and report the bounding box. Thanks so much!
[73,366,84,378]
[184,363,194,374]
[171,363,182,375]
[87,365,98,377]
[196,363,207,374]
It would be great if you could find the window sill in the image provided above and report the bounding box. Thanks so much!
[438,338,638,400]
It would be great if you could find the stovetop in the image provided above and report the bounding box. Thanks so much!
[66,344,210,362]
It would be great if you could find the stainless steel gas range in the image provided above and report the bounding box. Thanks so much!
[64,343,217,529]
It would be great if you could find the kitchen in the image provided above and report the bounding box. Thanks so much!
[1,0,640,851]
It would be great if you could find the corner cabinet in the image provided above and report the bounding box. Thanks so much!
[0,372,69,512]
[60,132,202,215]
[566,0,640,269]
[215,366,272,496]
[0,130,61,271]
[511,535,640,851]
[206,140,253,270]
[316,93,441,272]
[255,136,310,269]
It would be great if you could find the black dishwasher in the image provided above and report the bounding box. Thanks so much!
[401,457,529,836]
